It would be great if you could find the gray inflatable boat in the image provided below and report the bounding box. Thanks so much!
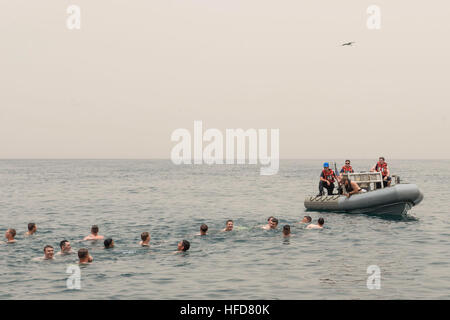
[304,172,423,216]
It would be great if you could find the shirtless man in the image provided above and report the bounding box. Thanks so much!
[282,225,291,237]
[341,176,362,198]
[57,240,73,255]
[262,217,279,230]
[43,245,55,260]
[25,223,37,236]
[83,225,104,241]
[78,248,93,264]
[5,229,17,243]
[262,216,274,229]
[199,224,208,236]
[32,245,55,261]
[306,218,325,229]
[177,240,190,252]
[222,220,234,232]
[139,232,150,246]
[300,216,312,224]
[104,238,114,249]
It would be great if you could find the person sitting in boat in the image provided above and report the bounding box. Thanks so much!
[337,160,354,194]
[341,176,362,198]
[370,156,391,187]
[340,160,354,175]
[319,162,338,196]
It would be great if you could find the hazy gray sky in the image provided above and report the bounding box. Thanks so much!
[1,1,449,159]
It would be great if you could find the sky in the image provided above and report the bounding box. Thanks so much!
[0,1,449,159]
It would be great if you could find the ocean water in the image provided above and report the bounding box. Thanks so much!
[0,159,449,300]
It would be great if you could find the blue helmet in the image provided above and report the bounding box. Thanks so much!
[323,162,329,168]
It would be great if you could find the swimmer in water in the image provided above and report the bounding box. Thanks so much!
[83,225,104,241]
[262,216,274,229]
[300,216,312,224]
[282,225,291,237]
[78,248,93,264]
[306,217,324,229]
[25,223,37,236]
[222,220,234,232]
[43,245,55,260]
[140,232,150,246]
[57,240,73,255]
[263,217,279,230]
[104,238,114,249]
[33,245,55,261]
[5,229,17,243]
[177,240,190,252]
[198,224,208,236]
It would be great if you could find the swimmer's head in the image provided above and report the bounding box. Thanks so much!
[301,216,312,223]
[104,238,114,249]
[269,218,279,229]
[200,224,208,234]
[267,216,274,222]
[28,223,36,232]
[141,232,150,242]
[60,240,71,252]
[43,245,54,259]
[318,218,324,226]
[178,240,190,252]
[78,248,89,259]
[6,228,16,239]
[91,225,99,235]
[283,225,291,235]
[225,220,234,231]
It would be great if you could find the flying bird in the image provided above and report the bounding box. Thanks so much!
[342,42,355,46]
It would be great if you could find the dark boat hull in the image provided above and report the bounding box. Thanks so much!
[304,184,422,216]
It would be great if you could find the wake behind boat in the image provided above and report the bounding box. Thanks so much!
[304,171,424,216]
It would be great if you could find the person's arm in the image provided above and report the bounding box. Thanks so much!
[370,164,376,172]
[385,166,390,178]
[333,172,340,183]
[320,172,327,183]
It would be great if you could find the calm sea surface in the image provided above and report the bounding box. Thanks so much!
[0,159,449,299]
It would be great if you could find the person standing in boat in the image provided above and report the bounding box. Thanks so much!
[318,162,338,196]
[371,156,391,187]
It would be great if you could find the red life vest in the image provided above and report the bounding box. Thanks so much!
[375,161,388,177]
[322,169,335,182]
[341,165,353,173]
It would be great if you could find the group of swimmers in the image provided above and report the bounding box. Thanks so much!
[2,216,325,263]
